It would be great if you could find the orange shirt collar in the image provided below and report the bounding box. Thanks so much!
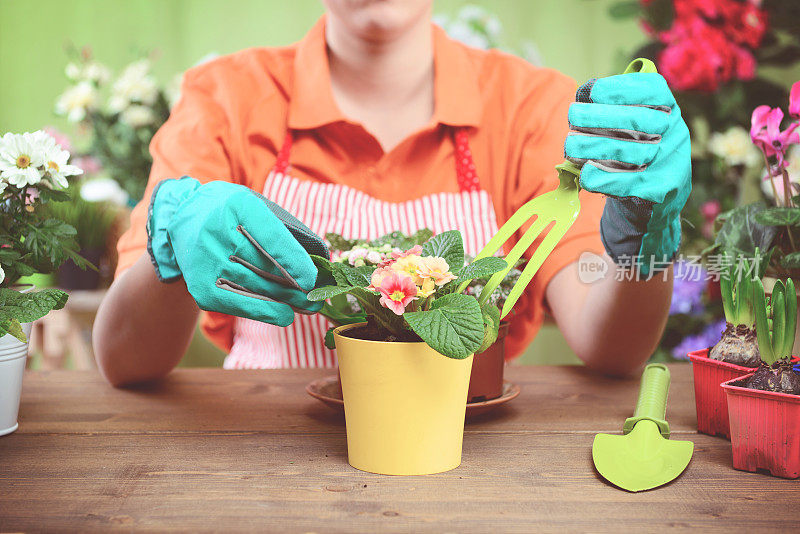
[288,17,482,130]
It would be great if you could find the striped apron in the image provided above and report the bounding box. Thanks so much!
[224,128,500,369]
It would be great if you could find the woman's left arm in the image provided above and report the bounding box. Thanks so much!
[546,257,673,377]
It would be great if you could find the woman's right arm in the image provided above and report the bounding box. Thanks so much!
[93,253,199,387]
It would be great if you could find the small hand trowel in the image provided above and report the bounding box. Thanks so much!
[592,364,694,492]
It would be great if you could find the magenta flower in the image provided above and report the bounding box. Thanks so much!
[790,80,800,120]
[377,271,418,315]
[750,105,799,172]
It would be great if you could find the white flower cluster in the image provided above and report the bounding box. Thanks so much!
[0,131,82,193]
[333,244,394,267]
[435,5,502,50]
[708,126,761,167]
[108,59,159,127]
[56,58,160,128]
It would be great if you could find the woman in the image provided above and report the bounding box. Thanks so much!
[94,0,688,385]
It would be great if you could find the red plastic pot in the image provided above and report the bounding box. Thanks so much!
[688,349,754,439]
[722,374,800,479]
[467,322,509,403]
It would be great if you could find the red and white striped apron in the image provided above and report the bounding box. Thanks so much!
[224,128,500,369]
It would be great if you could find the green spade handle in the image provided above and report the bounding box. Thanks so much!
[622,363,671,438]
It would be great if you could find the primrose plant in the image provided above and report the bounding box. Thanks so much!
[308,231,507,359]
[749,277,800,394]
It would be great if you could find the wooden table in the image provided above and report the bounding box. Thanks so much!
[1,365,798,532]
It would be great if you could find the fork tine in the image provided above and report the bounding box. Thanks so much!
[500,219,570,318]
[478,214,552,303]
[472,194,553,261]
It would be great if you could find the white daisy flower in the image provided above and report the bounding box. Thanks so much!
[40,140,83,189]
[108,59,158,113]
[0,132,45,187]
[120,104,156,128]
[55,81,99,123]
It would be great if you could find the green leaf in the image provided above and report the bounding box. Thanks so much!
[324,327,336,350]
[714,203,778,257]
[307,285,358,301]
[457,257,507,282]
[0,287,69,325]
[784,278,797,358]
[421,230,465,271]
[781,252,800,269]
[754,207,800,227]
[331,262,372,287]
[772,284,786,359]
[753,278,776,364]
[403,293,483,359]
[0,318,27,343]
[310,254,334,273]
[608,0,640,19]
[476,302,501,354]
[325,233,358,252]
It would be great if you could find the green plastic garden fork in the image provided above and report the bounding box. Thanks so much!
[466,58,659,318]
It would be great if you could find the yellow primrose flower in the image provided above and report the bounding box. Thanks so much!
[390,254,425,285]
[417,277,436,298]
[417,256,457,286]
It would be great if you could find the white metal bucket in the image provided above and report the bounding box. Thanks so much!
[0,322,32,436]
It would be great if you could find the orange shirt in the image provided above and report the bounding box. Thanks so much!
[116,17,605,358]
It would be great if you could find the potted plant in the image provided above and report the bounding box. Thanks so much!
[0,130,88,436]
[688,253,762,437]
[308,231,507,475]
[462,257,523,402]
[44,187,120,289]
[324,230,520,404]
[722,276,800,478]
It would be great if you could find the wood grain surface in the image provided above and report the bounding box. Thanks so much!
[1,365,798,532]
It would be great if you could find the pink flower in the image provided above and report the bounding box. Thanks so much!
[750,105,800,171]
[790,80,800,120]
[72,155,102,175]
[700,200,721,221]
[391,245,422,260]
[368,266,393,291]
[416,256,457,286]
[700,200,721,239]
[377,271,418,315]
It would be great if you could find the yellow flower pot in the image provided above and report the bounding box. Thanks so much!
[334,323,474,475]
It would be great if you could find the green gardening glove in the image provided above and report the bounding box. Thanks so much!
[147,177,328,326]
[564,69,691,276]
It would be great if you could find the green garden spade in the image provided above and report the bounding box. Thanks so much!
[592,364,694,492]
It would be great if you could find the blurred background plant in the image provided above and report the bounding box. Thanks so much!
[434,4,543,64]
[54,47,174,203]
[609,0,800,361]
[43,187,121,289]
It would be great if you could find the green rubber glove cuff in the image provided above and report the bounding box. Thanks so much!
[146,177,202,282]
[600,197,680,277]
